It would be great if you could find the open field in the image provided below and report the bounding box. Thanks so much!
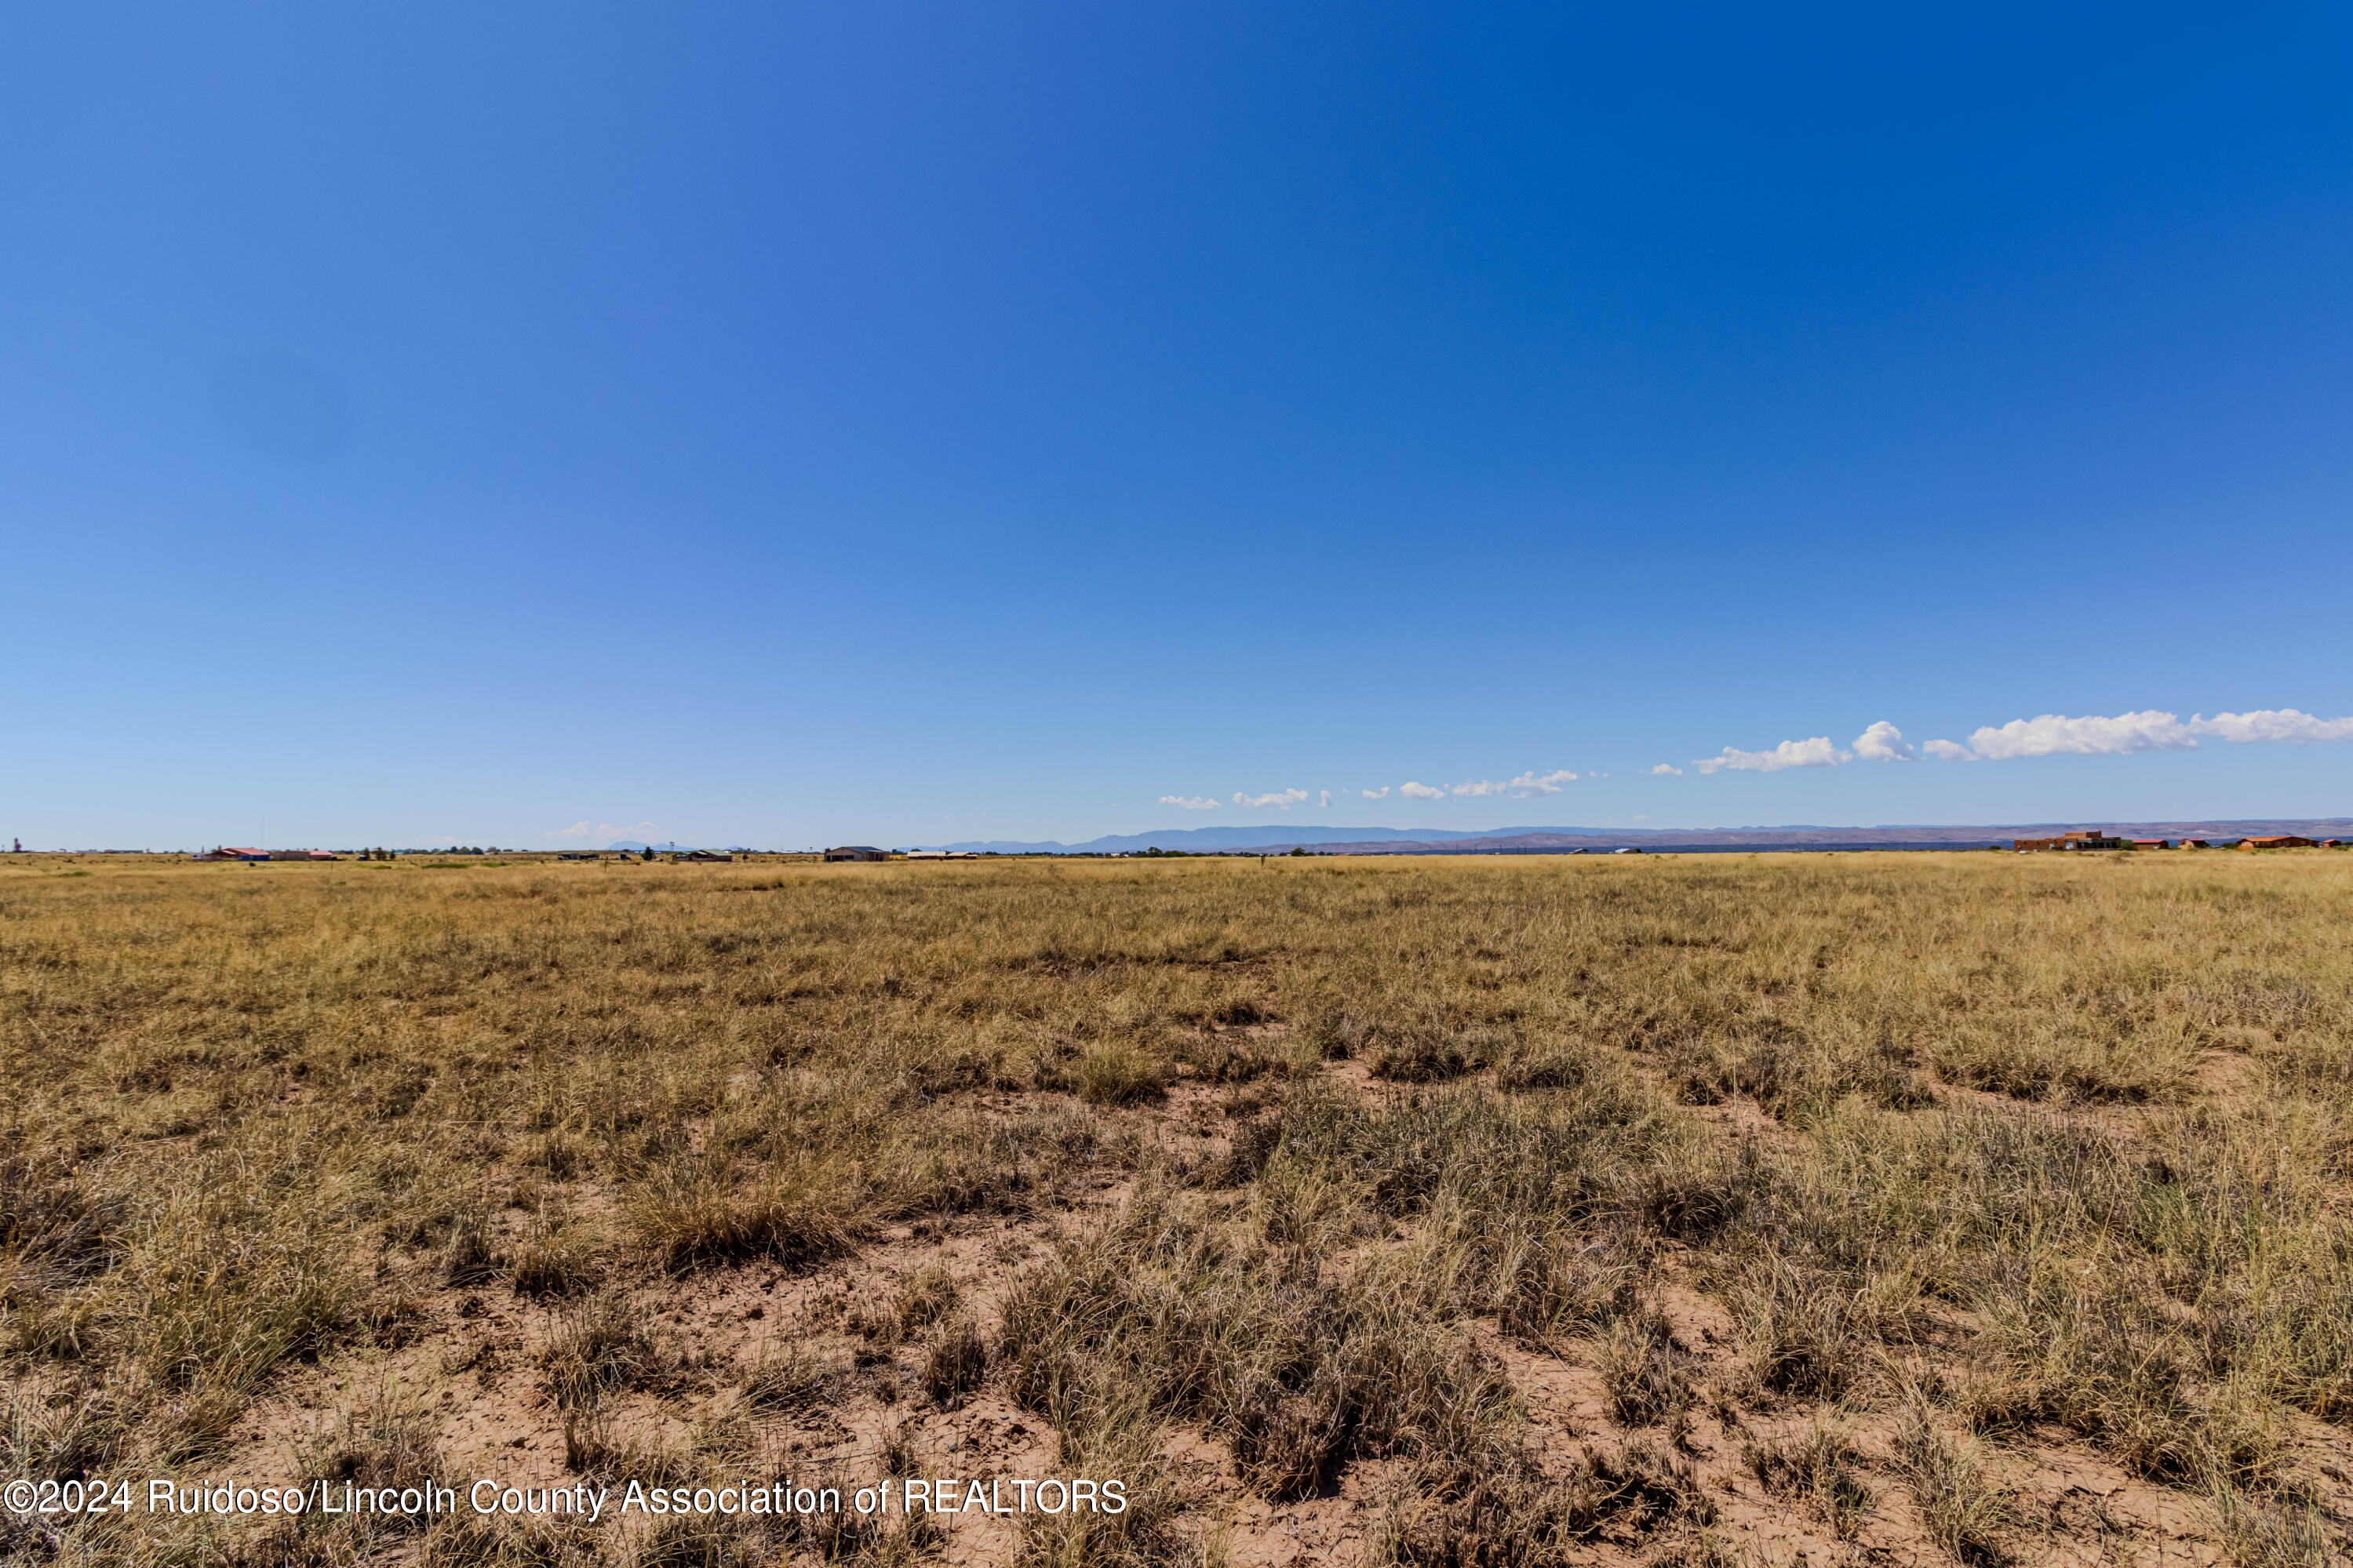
[5,851,2352,1566]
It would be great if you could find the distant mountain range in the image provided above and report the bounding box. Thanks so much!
[931,819,2353,855]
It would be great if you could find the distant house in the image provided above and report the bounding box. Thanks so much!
[672,849,734,862]
[2179,838,2209,849]
[2128,839,2172,850]
[2238,835,2316,849]
[906,849,976,860]
[268,849,337,861]
[196,847,271,861]
[2325,839,2348,849]
[825,846,888,862]
[1611,846,1641,855]
[2014,831,2124,852]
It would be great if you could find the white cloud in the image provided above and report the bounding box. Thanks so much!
[1360,787,1390,800]
[1397,781,1447,800]
[1921,705,2353,762]
[1233,788,1310,809]
[1159,795,1218,810]
[1692,737,1849,774]
[1650,763,1683,776]
[1508,768,1576,795]
[1444,768,1576,799]
[545,819,658,841]
[1319,789,1332,808]
[1963,710,2196,760]
[2191,708,2353,744]
[1851,720,1914,762]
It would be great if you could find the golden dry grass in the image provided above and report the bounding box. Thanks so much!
[4,849,2352,1565]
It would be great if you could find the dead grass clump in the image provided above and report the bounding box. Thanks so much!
[298,1384,443,1542]
[626,1511,802,1568]
[1731,1254,1870,1401]
[1001,1184,1531,1506]
[1600,1304,1696,1429]
[1373,1439,1714,1566]
[439,1208,501,1286]
[920,1312,988,1405]
[738,1341,841,1413]
[894,1255,959,1330]
[417,1513,602,1567]
[1366,1018,1492,1083]
[540,1287,658,1411]
[1076,1042,1169,1104]
[1497,1225,1643,1341]
[1969,1261,2210,1479]
[2208,1479,2342,1568]
[630,1161,862,1274]
[1932,1017,2198,1105]
[1745,1421,1874,1537]
[509,1220,602,1298]
[1894,1402,2015,1565]
[1,1377,127,1482]
[0,1143,118,1290]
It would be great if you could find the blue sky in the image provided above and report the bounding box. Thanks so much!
[5,2,2351,849]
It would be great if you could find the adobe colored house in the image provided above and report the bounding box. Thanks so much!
[2179,839,2210,849]
[2013,831,2123,852]
[2238,835,2316,849]
[2128,839,2172,849]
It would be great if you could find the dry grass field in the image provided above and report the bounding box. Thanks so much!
[5,850,2353,1567]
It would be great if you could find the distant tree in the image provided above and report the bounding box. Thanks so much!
[641,845,656,861]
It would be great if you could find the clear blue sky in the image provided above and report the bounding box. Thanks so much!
[5,3,2351,849]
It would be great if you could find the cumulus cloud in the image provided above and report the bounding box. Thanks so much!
[1159,795,1218,810]
[1851,721,1914,762]
[545,820,657,840]
[1233,788,1310,809]
[1442,769,1576,799]
[1960,710,2196,760]
[1361,787,1390,800]
[2191,708,2353,744]
[1320,789,1332,808]
[1398,781,1447,800]
[1506,768,1576,795]
[1919,706,2353,761]
[1650,763,1683,776]
[1692,737,1849,774]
